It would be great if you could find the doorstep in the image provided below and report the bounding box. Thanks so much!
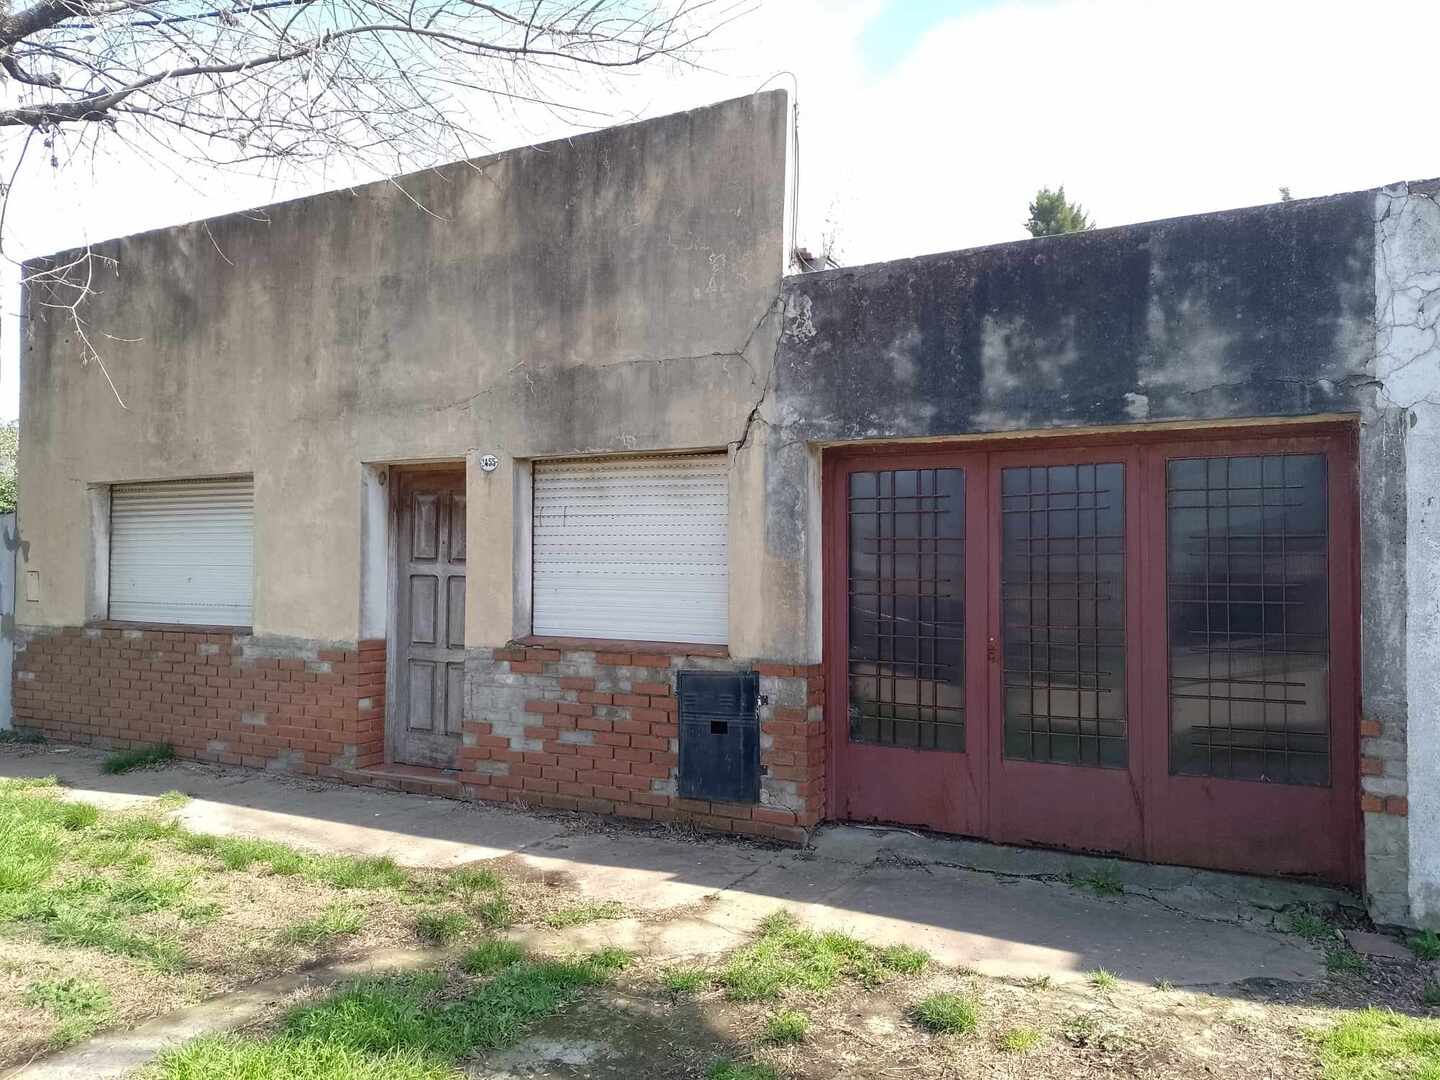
[327,761,463,798]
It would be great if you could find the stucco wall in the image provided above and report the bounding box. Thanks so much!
[19,91,788,646]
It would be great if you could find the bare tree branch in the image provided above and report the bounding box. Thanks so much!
[4,0,756,402]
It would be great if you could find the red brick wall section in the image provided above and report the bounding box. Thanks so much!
[1360,713,1408,818]
[13,630,828,847]
[461,645,826,845]
[13,626,386,773]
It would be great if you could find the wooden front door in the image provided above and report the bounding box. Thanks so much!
[824,426,1361,885]
[392,469,466,768]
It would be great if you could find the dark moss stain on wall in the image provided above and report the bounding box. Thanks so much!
[777,191,1376,439]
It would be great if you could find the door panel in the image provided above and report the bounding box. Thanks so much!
[410,576,438,643]
[447,577,466,648]
[986,448,1146,858]
[412,494,439,558]
[408,661,436,730]
[826,452,990,837]
[393,469,467,768]
[1141,436,1359,883]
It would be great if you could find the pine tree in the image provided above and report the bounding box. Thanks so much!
[1025,186,1095,237]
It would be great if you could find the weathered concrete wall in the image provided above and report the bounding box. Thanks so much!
[19,92,788,646]
[774,192,1377,441]
[0,512,14,732]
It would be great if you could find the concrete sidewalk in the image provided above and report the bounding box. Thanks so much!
[0,744,1344,990]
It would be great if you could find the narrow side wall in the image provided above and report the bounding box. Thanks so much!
[0,512,14,732]
[1373,181,1440,926]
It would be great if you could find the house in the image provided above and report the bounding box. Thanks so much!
[14,92,1440,927]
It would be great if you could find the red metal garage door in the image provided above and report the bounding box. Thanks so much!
[823,426,1360,885]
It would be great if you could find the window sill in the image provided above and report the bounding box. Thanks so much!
[87,620,254,635]
[519,635,729,658]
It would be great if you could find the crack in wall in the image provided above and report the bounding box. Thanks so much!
[1180,374,1387,397]
[731,294,787,458]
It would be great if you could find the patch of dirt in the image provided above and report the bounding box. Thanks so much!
[740,971,1327,1080]
[474,934,1440,1080]
[466,986,744,1079]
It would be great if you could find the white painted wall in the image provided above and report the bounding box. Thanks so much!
[358,465,389,641]
[1375,183,1440,923]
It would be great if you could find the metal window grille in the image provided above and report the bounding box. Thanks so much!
[846,468,966,752]
[1000,463,1127,768]
[1166,454,1330,785]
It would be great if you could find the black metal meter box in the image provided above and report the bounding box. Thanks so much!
[677,670,760,802]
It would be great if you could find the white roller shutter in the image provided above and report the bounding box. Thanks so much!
[109,478,254,626]
[533,454,728,645]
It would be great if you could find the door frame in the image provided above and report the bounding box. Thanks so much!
[384,461,469,768]
[822,419,1362,883]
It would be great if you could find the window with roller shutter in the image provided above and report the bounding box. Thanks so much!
[532,454,728,645]
[108,477,254,627]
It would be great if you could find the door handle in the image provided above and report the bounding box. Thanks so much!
[987,636,999,664]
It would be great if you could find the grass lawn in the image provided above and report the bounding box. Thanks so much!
[631,911,1440,1080]
[143,947,631,1080]
[0,775,625,1067]
[910,991,980,1034]
[101,744,177,775]
[715,910,929,1002]
[1318,1009,1440,1079]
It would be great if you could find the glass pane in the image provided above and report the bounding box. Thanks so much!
[1167,454,1330,785]
[847,468,965,751]
[1001,462,1127,767]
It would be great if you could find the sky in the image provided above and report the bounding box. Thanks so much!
[5,0,1440,421]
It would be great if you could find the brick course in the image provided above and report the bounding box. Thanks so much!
[1356,705,1409,923]
[13,626,386,773]
[463,644,826,844]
